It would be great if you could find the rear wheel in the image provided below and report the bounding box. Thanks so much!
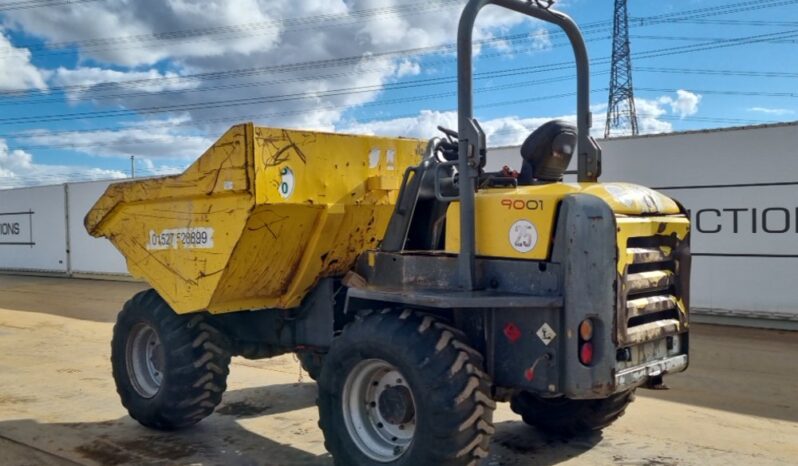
[111,289,232,430]
[317,309,495,465]
[510,390,635,436]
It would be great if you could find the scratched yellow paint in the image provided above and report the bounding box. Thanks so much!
[86,123,425,314]
[615,215,691,326]
[445,182,683,260]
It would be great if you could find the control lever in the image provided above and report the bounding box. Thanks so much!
[437,125,459,142]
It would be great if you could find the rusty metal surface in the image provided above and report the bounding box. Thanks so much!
[616,216,690,346]
[346,287,563,309]
[627,295,679,319]
[615,354,688,389]
[625,270,673,294]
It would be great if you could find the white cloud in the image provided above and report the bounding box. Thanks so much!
[2,0,537,132]
[50,67,198,101]
[658,89,701,119]
[0,139,127,189]
[0,0,589,189]
[600,90,704,138]
[395,60,421,78]
[0,31,47,91]
[483,26,551,56]
[1,119,201,187]
[341,89,704,146]
[634,98,673,134]
[19,120,213,160]
[748,107,795,116]
[340,110,574,147]
[2,0,283,67]
[138,157,185,176]
[530,28,552,51]
[341,109,456,139]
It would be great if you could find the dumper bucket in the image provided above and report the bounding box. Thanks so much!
[86,123,425,314]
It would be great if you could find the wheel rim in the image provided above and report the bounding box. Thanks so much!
[126,322,165,398]
[342,359,417,462]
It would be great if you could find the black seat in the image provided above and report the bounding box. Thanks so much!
[518,120,576,185]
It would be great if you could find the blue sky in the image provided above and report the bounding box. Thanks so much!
[0,0,796,188]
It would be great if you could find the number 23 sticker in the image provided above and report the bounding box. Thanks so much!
[509,219,537,253]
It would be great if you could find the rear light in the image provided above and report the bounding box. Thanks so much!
[579,319,593,340]
[579,341,594,365]
[578,318,594,366]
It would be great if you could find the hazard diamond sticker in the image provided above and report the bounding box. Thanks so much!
[536,323,557,346]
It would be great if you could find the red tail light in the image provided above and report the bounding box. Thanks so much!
[579,341,594,365]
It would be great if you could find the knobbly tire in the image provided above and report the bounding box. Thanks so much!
[510,389,636,436]
[111,289,232,430]
[297,351,325,381]
[317,309,495,466]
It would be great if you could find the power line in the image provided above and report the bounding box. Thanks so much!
[486,114,780,138]
[636,67,798,78]
[628,29,798,61]
[6,59,796,110]
[638,87,798,98]
[6,0,796,60]
[1,0,792,105]
[2,0,796,161]
[0,0,463,57]
[629,0,798,26]
[5,110,781,162]
[2,0,794,78]
[12,86,793,155]
[2,88,610,153]
[631,34,798,44]
[0,0,101,12]
[10,75,792,153]
[0,73,587,126]
[0,31,552,98]
[0,36,597,107]
[5,26,796,127]
[0,81,606,142]
[647,18,798,27]
[2,109,783,187]
[636,113,780,125]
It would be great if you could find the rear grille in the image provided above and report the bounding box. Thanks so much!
[620,237,682,345]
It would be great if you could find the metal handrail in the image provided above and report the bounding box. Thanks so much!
[456,0,602,289]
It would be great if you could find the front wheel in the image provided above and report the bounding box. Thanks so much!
[317,309,495,465]
[510,390,636,436]
[111,289,232,430]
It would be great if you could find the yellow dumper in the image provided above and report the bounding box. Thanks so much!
[87,1,691,464]
[86,124,425,313]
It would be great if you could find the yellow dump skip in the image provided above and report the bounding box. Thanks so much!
[86,124,425,314]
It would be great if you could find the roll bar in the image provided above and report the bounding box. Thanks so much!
[456,0,602,289]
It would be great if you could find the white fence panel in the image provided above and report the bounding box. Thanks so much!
[658,184,798,257]
[66,181,128,275]
[0,185,68,273]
